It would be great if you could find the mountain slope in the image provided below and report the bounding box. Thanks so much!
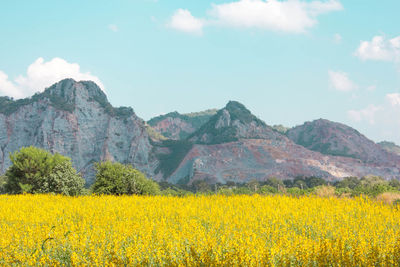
[189,101,282,144]
[148,109,217,140]
[378,141,400,155]
[286,119,398,165]
[165,106,400,184]
[0,79,156,184]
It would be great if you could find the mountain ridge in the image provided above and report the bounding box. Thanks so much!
[1,79,400,185]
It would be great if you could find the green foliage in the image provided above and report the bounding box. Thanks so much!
[351,176,396,197]
[47,162,85,196]
[4,147,84,195]
[92,161,160,195]
[155,140,193,179]
[335,177,360,189]
[258,185,278,195]
[265,177,285,190]
[0,175,6,194]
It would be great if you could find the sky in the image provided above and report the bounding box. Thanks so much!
[0,0,400,144]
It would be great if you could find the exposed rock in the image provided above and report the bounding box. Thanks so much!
[147,109,217,140]
[0,79,156,184]
[286,119,399,165]
[189,101,281,144]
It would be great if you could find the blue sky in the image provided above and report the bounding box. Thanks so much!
[0,0,400,143]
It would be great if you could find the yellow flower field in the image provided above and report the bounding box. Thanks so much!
[0,194,400,266]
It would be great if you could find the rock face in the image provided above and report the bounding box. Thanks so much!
[164,104,400,184]
[1,81,399,186]
[189,101,282,144]
[0,79,156,184]
[148,109,217,140]
[286,119,398,165]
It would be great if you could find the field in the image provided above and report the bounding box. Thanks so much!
[1,195,400,266]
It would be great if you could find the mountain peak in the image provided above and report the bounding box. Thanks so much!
[287,118,395,163]
[188,101,279,144]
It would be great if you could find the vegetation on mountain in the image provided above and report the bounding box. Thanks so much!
[0,79,134,119]
[272,124,290,134]
[92,161,160,195]
[378,141,400,155]
[189,101,268,144]
[155,140,193,178]
[4,146,84,195]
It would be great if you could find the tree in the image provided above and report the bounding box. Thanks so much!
[92,161,160,195]
[4,146,84,195]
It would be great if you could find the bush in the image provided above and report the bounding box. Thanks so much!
[4,147,84,195]
[92,161,160,195]
[259,185,278,195]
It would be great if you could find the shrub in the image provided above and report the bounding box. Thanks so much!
[4,147,84,195]
[92,161,160,195]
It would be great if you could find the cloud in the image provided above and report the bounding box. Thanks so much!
[355,35,400,62]
[348,105,381,124]
[386,93,400,107]
[328,70,358,92]
[108,24,119,32]
[168,0,342,34]
[348,93,400,143]
[168,9,204,35]
[0,57,104,99]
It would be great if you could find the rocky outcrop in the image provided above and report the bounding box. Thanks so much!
[189,101,282,144]
[0,79,156,184]
[148,109,217,140]
[167,139,400,185]
[164,104,400,184]
[286,119,399,165]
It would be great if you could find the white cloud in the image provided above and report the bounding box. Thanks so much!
[386,93,400,107]
[168,9,204,35]
[108,24,119,32]
[0,71,21,98]
[208,0,342,33]
[347,93,400,143]
[355,35,400,62]
[0,57,104,99]
[348,105,381,124]
[168,0,342,35]
[328,70,358,92]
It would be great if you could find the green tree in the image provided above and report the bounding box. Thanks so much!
[92,161,160,195]
[4,146,84,195]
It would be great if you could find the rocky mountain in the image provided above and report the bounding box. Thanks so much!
[378,141,400,155]
[188,101,282,144]
[1,79,399,186]
[0,79,156,184]
[286,119,397,165]
[161,105,400,185]
[147,109,217,140]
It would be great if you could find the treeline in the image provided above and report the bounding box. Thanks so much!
[0,147,159,196]
[1,147,400,202]
[160,175,400,200]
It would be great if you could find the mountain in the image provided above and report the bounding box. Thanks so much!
[147,109,217,140]
[378,141,400,155]
[0,79,156,184]
[286,119,398,165]
[188,101,282,144]
[161,104,400,185]
[1,80,399,186]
